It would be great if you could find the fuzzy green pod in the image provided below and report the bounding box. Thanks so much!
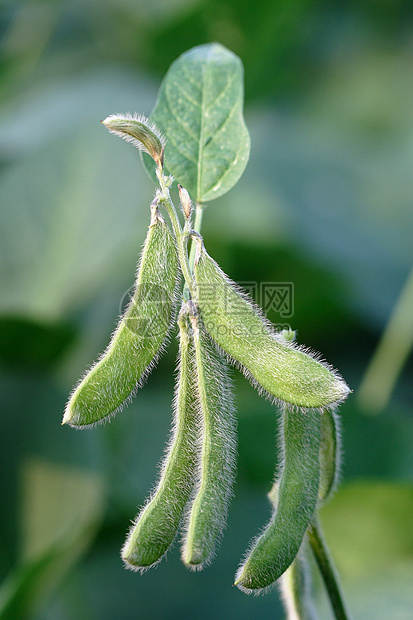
[318,408,341,503]
[269,485,317,619]
[279,548,317,620]
[181,306,236,570]
[193,242,349,408]
[122,306,198,570]
[235,406,321,592]
[63,204,179,428]
[269,408,341,505]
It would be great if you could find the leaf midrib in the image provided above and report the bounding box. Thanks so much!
[197,48,213,202]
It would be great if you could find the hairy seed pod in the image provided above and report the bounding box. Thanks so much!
[269,408,341,505]
[318,408,341,503]
[193,242,349,408]
[269,486,317,619]
[279,547,317,620]
[122,306,198,570]
[63,203,179,428]
[235,406,321,592]
[181,307,236,570]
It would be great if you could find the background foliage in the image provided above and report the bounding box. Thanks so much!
[1,1,412,618]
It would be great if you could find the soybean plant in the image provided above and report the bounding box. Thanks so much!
[63,43,351,619]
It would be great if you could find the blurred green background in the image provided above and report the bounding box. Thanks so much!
[1,1,413,618]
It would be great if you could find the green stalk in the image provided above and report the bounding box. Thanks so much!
[157,170,205,302]
[183,202,204,301]
[188,202,204,268]
[156,170,195,298]
[308,520,351,620]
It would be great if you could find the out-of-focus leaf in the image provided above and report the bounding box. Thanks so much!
[20,459,105,561]
[0,459,105,620]
[0,70,159,322]
[0,69,156,161]
[112,0,203,23]
[0,550,63,620]
[317,481,413,619]
[143,43,250,202]
[146,0,314,101]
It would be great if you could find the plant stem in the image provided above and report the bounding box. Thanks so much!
[307,520,351,620]
[182,201,204,300]
[188,202,204,267]
[156,171,195,298]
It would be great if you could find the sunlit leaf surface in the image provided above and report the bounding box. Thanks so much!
[144,43,250,202]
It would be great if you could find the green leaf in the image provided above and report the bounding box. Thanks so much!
[0,70,156,322]
[320,481,413,580]
[143,43,250,202]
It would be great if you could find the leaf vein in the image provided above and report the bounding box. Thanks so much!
[175,84,202,111]
[164,90,200,144]
[204,100,239,146]
[203,129,248,197]
[197,48,215,200]
[167,132,198,165]
[205,74,237,112]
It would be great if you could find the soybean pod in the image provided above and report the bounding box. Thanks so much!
[279,548,317,620]
[181,305,236,570]
[269,408,341,505]
[63,202,179,428]
[235,406,321,592]
[269,485,317,619]
[318,408,341,503]
[122,305,198,570]
[193,242,349,409]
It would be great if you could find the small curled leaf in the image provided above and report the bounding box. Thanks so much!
[181,307,236,570]
[193,242,350,409]
[235,406,321,592]
[122,306,198,570]
[63,204,179,428]
[102,113,166,168]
